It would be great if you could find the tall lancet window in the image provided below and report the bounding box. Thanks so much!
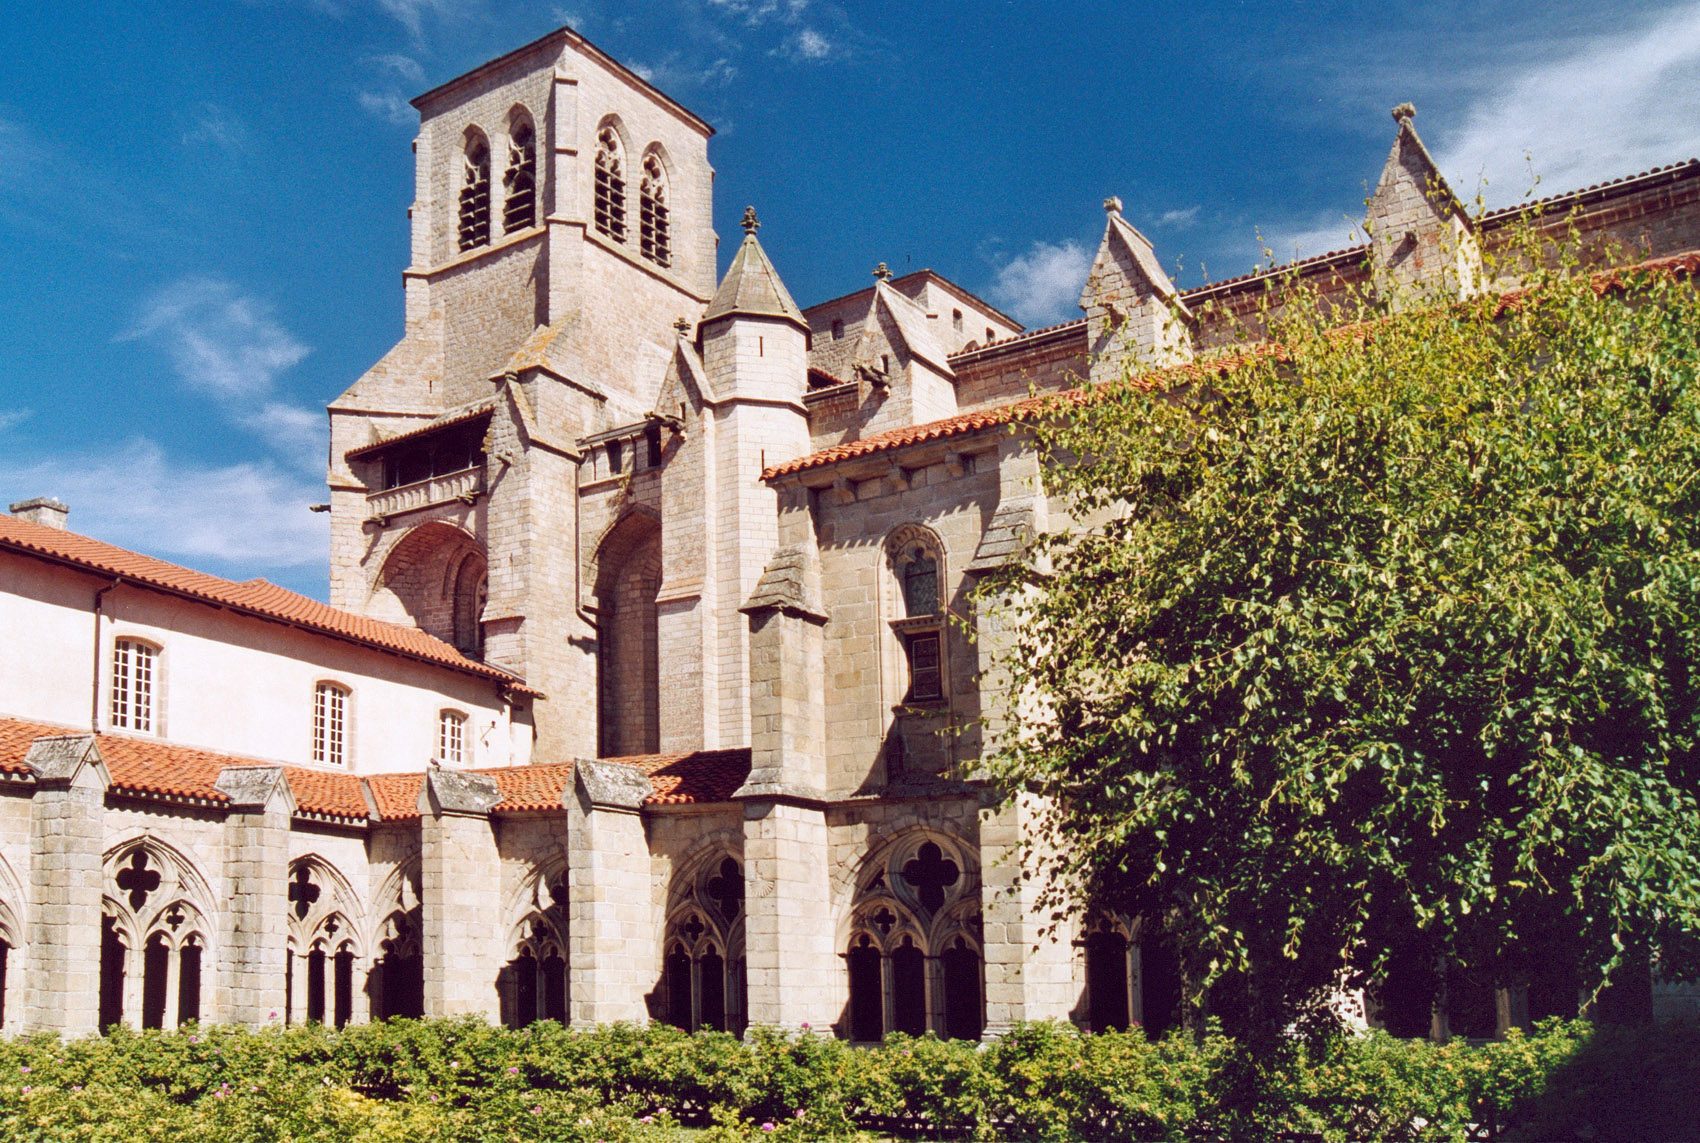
[502,115,537,233]
[594,127,627,242]
[639,151,670,267]
[458,133,492,251]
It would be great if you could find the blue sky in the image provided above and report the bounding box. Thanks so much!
[4,0,1699,598]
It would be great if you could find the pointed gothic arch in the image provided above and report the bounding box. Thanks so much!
[841,828,982,1040]
[593,119,628,243]
[98,837,217,1031]
[639,146,671,267]
[658,846,747,1034]
[372,521,487,654]
[592,510,662,756]
[497,862,569,1028]
[459,127,492,251]
[368,860,423,1020]
[285,856,367,1027]
[502,106,537,233]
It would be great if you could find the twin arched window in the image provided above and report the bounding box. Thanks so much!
[458,111,537,253]
[886,529,948,705]
[595,127,672,269]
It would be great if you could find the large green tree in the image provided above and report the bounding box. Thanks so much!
[982,238,1700,1039]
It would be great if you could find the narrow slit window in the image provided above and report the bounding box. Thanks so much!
[594,128,627,242]
[639,152,671,266]
[111,638,157,732]
[459,135,492,251]
[502,118,537,233]
[313,683,349,767]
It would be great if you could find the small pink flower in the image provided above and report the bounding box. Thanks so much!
[214,1090,227,1100]
[188,1035,199,1044]
[761,1123,776,1133]
[530,1105,542,1115]
[269,1011,278,1019]
[506,1066,519,1075]
[449,1060,460,1069]
[20,1086,30,1095]
[429,1093,440,1102]
[800,1022,810,1030]
[794,1109,806,1118]
[71,1085,82,1093]
[641,1115,654,1124]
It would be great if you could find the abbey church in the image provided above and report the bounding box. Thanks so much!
[3,25,1699,1042]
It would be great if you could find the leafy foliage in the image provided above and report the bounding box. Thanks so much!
[980,225,1700,1036]
[0,1017,1687,1141]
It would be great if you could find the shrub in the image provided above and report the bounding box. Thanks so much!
[0,1016,1691,1140]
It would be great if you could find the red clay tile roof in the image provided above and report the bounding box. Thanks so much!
[485,761,577,812]
[365,772,425,821]
[0,716,369,818]
[771,248,1700,481]
[950,317,1087,361]
[0,515,537,696]
[622,748,752,806]
[1480,158,1700,224]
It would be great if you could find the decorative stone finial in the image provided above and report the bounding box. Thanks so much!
[673,315,692,335]
[872,261,892,281]
[1391,102,1416,124]
[1103,196,1123,215]
[741,205,760,235]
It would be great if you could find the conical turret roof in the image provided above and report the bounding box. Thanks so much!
[703,206,808,330]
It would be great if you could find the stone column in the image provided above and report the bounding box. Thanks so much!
[737,540,836,1030]
[979,795,1079,1034]
[23,734,110,1036]
[566,760,654,1025]
[966,446,1080,1034]
[215,766,294,1027]
[418,769,504,1020]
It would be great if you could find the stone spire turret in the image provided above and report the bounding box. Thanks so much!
[703,206,808,331]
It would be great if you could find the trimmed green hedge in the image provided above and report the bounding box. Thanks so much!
[0,1017,1690,1141]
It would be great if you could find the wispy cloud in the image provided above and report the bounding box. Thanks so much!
[707,0,809,25]
[118,278,323,471]
[0,409,32,432]
[777,27,833,61]
[0,439,328,573]
[1436,4,1700,205]
[180,103,252,153]
[1257,212,1366,265]
[630,55,739,90]
[367,52,425,83]
[1156,205,1201,229]
[986,239,1093,327]
[358,89,416,126]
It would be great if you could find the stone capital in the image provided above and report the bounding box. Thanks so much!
[214,766,297,815]
[574,759,651,813]
[24,734,109,791]
[420,767,502,818]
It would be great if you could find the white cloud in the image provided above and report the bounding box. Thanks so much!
[707,0,808,25]
[122,278,310,401]
[1156,206,1201,229]
[987,239,1094,327]
[1436,4,1700,206]
[0,409,32,432]
[366,53,425,83]
[358,90,416,126]
[180,103,251,153]
[118,278,324,471]
[630,54,738,90]
[0,439,328,572]
[1257,212,1367,265]
[791,28,831,60]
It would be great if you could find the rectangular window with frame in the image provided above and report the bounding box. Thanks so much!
[110,638,157,732]
[438,710,466,766]
[313,683,348,767]
[904,631,943,702]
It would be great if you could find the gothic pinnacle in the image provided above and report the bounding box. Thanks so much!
[872,261,892,281]
[1391,101,1416,124]
[1103,195,1123,215]
[741,205,760,235]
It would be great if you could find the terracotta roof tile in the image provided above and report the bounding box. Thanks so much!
[772,248,1700,481]
[366,772,425,821]
[482,761,576,813]
[0,515,537,695]
[619,748,752,805]
[0,716,365,818]
[1480,159,1700,223]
